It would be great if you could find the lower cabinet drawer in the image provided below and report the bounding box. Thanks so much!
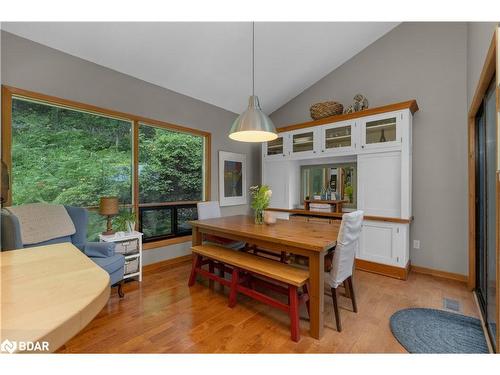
[114,239,139,255]
[124,257,140,275]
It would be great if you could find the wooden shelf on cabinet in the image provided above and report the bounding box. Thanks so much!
[277,99,418,133]
[266,207,413,224]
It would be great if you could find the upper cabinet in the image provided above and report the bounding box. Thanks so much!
[360,112,402,152]
[263,134,288,160]
[290,128,321,159]
[320,120,357,155]
[262,100,417,161]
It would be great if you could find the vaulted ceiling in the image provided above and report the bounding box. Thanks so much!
[2,22,399,114]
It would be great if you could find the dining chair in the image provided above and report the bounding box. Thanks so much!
[325,210,364,332]
[196,201,246,282]
[197,201,222,220]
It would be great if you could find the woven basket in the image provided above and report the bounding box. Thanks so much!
[309,101,344,120]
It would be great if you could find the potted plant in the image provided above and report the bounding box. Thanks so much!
[114,209,137,233]
[249,185,272,224]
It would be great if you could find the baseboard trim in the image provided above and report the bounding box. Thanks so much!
[355,259,409,280]
[410,265,467,283]
[143,254,192,274]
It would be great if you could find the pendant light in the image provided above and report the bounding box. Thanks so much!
[229,22,278,142]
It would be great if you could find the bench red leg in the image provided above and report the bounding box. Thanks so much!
[228,267,240,308]
[218,262,225,291]
[188,254,202,287]
[289,285,300,342]
[209,260,215,289]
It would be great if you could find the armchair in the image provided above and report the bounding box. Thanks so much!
[1,205,125,297]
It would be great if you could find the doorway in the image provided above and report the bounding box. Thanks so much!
[474,78,497,351]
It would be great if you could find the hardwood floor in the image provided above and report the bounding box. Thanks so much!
[58,260,477,353]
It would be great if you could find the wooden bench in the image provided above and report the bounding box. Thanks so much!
[188,244,310,342]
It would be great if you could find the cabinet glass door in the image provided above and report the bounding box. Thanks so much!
[266,136,284,156]
[292,131,314,153]
[365,117,397,145]
[325,125,351,150]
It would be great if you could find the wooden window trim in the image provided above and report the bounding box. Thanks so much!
[1,85,211,245]
[142,235,192,250]
[468,30,497,291]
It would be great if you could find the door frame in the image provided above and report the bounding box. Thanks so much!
[467,27,499,352]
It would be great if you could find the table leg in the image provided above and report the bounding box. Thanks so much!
[192,226,202,247]
[308,251,324,339]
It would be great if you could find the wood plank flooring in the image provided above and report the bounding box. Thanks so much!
[58,260,477,353]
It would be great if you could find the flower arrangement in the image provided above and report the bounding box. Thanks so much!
[249,185,272,224]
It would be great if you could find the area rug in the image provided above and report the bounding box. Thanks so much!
[389,308,489,353]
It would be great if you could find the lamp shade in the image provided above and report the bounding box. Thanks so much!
[99,196,119,216]
[229,96,278,142]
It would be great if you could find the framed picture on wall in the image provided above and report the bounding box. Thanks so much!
[218,151,247,206]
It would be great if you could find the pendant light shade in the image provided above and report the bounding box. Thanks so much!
[229,22,277,142]
[229,96,277,142]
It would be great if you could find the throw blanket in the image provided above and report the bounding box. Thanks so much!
[6,203,76,245]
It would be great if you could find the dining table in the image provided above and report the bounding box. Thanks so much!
[190,214,339,339]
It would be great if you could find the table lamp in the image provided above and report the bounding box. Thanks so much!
[99,196,119,235]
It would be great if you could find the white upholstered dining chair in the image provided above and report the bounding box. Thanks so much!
[326,210,364,332]
[197,201,222,220]
[196,201,245,250]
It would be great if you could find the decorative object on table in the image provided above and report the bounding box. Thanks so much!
[263,210,277,225]
[229,22,277,142]
[309,202,333,213]
[309,101,344,120]
[218,151,247,206]
[99,231,143,282]
[343,94,369,114]
[249,185,272,224]
[113,209,137,233]
[390,308,488,353]
[99,196,119,235]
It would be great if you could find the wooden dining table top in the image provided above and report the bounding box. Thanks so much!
[190,215,339,252]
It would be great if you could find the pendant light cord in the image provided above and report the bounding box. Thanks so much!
[252,21,255,97]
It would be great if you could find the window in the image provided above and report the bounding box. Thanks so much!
[2,86,210,245]
[10,97,133,241]
[300,163,357,209]
[139,123,204,203]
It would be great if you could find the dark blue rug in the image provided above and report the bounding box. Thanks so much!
[390,308,489,353]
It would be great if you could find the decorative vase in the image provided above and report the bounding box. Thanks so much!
[263,210,276,225]
[254,209,264,224]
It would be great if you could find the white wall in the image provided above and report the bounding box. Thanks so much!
[466,22,498,109]
[270,22,469,275]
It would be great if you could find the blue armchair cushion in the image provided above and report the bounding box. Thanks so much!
[91,254,126,276]
[84,242,116,258]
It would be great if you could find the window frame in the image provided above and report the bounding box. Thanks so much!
[1,85,211,248]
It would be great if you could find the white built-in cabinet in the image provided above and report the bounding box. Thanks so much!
[262,102,416,271]
[320,120,357,156]
[358,220,409,267]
